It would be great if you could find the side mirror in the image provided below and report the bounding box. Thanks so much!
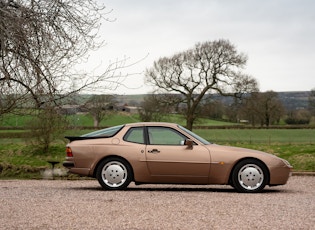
[184,139,194,149]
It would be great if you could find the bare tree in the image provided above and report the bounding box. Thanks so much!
[138,94,164,122]
[240,91,284,127]
[238,93,261,126]
[145,40,258,130]
[309,88,315,116]
[84,95,116,128]
[0,0,125,115]
[138,94,183,122]
[199,98,225,120]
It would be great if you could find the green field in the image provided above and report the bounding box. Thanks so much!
[195,129,315,144]
[0,112,236,128]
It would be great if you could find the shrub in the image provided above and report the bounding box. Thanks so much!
[26,107,69,153]
[285,109,311,125]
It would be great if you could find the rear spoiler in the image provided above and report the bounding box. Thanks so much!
[65,136,109,142]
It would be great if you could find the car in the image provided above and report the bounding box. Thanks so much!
[63,122,292,193]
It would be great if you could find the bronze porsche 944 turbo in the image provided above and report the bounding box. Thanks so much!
[63,122,292,193]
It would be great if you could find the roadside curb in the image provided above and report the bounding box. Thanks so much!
[292,171,315,176]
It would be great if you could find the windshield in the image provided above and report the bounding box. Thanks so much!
[178,125,211,145]
[81,125,124,137]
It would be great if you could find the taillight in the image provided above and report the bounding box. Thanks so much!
[66,147,73,157]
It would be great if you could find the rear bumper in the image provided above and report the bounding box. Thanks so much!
[63,161,91,176]
[63,161,74,169]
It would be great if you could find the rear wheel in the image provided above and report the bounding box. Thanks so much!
[232,159,269,193]
[96,157,132,190]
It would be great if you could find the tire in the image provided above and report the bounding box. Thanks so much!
[231,159,269,193]
[96,157,132,190]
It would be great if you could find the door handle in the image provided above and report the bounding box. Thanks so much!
[148,149,160,153]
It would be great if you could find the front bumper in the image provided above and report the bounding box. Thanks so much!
[269,165,293,185]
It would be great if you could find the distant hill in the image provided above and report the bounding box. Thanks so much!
[277,91,310,110]
[81,91,311,111]
[210,91,311,111]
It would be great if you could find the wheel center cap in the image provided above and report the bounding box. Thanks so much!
[104,165,124,183]
[241,167,261,186]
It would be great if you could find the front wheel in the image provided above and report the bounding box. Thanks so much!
[231,159,269,193]
[96,158,132,190]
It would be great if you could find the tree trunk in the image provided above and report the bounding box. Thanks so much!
[186,115,194,131]
[93,118,99,128]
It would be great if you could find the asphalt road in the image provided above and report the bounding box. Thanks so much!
[0,176,314,229]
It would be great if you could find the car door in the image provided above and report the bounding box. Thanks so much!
[145,126,211,183]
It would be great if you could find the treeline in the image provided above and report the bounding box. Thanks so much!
[137,91,315,127]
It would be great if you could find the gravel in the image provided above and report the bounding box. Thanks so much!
[0,176,314,230]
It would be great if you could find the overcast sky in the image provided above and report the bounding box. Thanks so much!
[84,0,315,94]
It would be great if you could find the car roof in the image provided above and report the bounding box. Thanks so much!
[124,122,179,128]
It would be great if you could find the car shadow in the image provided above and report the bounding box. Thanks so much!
[69,185,286,194]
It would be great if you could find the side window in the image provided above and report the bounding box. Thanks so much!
[123,127,145,144]
[148,127,186,145]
